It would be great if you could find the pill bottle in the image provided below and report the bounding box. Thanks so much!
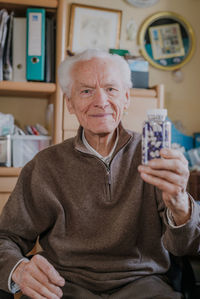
[142,109,171,164]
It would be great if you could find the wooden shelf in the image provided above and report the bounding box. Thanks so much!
[0,81,56,97]
[130,88,157,98]
[0,0,58,8]
[0,167,22,177]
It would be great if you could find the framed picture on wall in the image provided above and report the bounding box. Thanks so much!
[149,23,185,60]
[68,4,122,53]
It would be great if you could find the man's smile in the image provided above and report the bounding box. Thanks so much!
[89,113,113,117]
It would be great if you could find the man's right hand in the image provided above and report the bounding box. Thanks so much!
[12,255,65,299]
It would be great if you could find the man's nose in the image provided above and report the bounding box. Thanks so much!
[94,88,109,108]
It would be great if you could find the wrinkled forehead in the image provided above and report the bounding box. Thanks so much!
[71,57,122,86]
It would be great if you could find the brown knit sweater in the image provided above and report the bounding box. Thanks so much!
[0,124,199,293]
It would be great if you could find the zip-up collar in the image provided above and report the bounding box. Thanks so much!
[82,128,119,166]
[74,122,134,159]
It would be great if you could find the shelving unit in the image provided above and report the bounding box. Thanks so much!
[0,0,68,210]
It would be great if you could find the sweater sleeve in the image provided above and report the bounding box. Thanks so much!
[0,162,38,292]
[156,188,200,256]
[0,157,58,292]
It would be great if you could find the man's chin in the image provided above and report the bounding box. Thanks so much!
[88,126,116,136]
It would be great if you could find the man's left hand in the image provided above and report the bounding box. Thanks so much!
[138,148,190,226]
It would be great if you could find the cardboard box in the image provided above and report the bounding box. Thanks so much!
[128,59,149,89]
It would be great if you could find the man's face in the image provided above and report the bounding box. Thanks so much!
[66,58,130,136]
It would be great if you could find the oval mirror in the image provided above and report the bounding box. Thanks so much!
[138,11,195,71]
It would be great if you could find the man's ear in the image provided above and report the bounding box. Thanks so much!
[124,89,130,110]
[65,95,75,114]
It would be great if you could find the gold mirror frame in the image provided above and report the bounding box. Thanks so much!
[138,11,195,71]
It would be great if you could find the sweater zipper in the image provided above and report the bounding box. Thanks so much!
[105,167,111,201]
[104,136,132,202]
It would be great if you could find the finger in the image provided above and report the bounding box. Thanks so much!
[30,268,63,298]
[33,255,65,286]
[138,165,187,188]
[21,286,47,299]
[138,163,188,181]
[21,274,61,299]
[160,148,188,164]
[147,158,189,176]
[140,172,182,197]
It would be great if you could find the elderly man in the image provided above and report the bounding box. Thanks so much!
[0,49,199,299]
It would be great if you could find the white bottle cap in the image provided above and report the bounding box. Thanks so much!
[147,109,167,118]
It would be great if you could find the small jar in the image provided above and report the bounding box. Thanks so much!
[142,109,171,164]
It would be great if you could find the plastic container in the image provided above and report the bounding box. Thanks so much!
[0,135,11,167]
[142,109,171,164]
[11,135,51,167]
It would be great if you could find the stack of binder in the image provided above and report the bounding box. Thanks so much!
[0,7,56,82]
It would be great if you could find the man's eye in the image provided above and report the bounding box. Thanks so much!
[82,89,90,94]
[107,87,118,93]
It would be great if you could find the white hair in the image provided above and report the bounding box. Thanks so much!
[58,49,132,98]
